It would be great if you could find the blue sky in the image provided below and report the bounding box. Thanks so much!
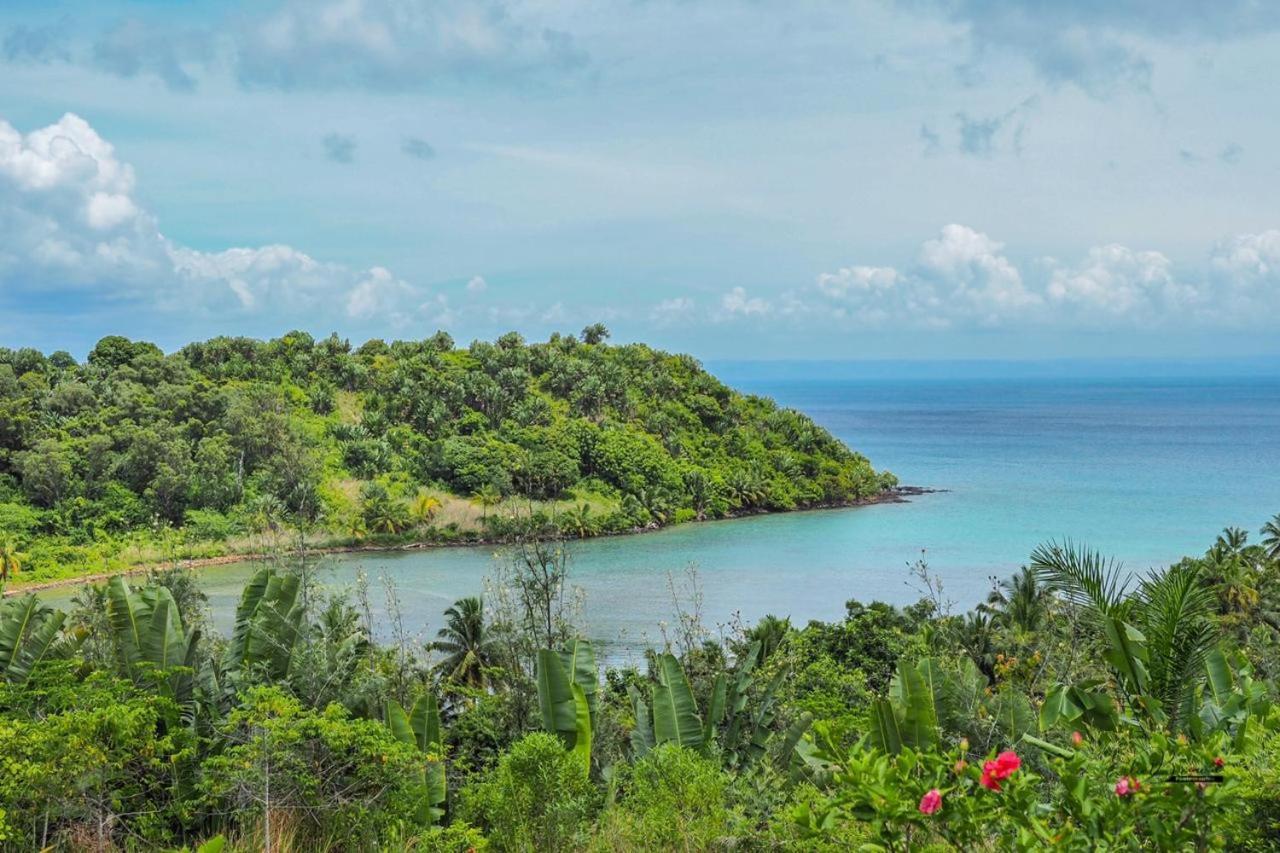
[2,0,1279,360]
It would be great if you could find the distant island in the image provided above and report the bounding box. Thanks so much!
[0,325,897,585]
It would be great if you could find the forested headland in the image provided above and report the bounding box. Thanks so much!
[0,326,895,585]
[1,516,1279,849]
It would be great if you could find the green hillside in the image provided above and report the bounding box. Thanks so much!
[0,326,895,582]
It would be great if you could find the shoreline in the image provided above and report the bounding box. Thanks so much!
[6,486,942,596]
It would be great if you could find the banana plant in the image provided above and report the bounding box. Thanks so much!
[867,657,1034,755]
[106,576,200,704]
[222,567,304,686]
[0,593,68,685]
[1184,648,1268,746]
[630,642,811,771]
[386,693,447,824]
[536,639,596,773]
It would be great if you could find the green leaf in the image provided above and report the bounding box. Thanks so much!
[386,699,415,746]
[889,658,939,751]
[0,594,66,685]
[867,698,903,754]
[1203,646,1234,705]
[628,685,655,758]
[1039,684,1083,731]
[537,648,579,745]
[409,693,443,754]
[558,638,598,722]
[570,682,593,774]
[701,672,727,749]
[652,653,703,749]
[1102,616,1149,694]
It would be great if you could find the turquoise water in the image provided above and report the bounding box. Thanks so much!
[39,371,1280,655]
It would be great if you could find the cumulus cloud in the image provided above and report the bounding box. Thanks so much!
[1046,245,1195,320]
[912,0,1280,96]
[719,286,770,318]
[233,0,588,91]
[0,112,424,324]
[810,223,1280,330]
[465,275,487,293]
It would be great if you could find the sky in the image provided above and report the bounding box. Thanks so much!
[1,0,1279,360]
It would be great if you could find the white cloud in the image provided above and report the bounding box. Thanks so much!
[917,224,1039,323]
[234,0,588,90]
[812,223,1280,330]
[816,265,898,299]
[650,296,695,324]
[466,274,487,293]
[0,112,423,323]
[719,286,770,318]
[1211,230,1280,280]
[1046,244,1194,319]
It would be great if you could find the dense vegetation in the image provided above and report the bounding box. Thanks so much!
[0,327,894,583]
[1,513,1279,850]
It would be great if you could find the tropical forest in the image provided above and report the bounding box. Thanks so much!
[1,332,1279,850]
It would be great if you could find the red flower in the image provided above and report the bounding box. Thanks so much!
[1213,756,1225,768]
[979,751,1021,792]
[919,788,943,815]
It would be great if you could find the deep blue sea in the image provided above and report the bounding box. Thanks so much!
[40,365,1280,656]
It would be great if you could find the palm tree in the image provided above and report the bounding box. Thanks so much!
[1032,540,1217,732]
[1261,513,1280,562]
[745,614,791,665]
[984,566,1050,636]
[470,484,502,522]
[410,493,442,528]
[562,503,593,538]
[0,539,23,591]
[431,597,495,688]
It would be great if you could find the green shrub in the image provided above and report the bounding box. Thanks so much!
[593,744,735,851]
[199,688,430,848]
[459,732,598,852]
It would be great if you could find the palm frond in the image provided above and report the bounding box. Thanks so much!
[1030,539,1130,618]
[1135,560,1217,729]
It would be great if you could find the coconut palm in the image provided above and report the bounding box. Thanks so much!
[744,614,791,665]
[1262,513,1280,562]
[563,503,593,538]
[410,493,442,528]
[984,566,1051,636]
[431,597,495,688]
[470,485,502,522]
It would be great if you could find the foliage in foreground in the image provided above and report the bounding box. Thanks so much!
[0,514,1279,849]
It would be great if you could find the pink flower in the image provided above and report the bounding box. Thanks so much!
[980,751,1021,791]
[1115,776,1133,797]
[1071,731,1083,746]
[919,788,942,815]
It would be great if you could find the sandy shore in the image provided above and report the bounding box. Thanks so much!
[5,486,941,596]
